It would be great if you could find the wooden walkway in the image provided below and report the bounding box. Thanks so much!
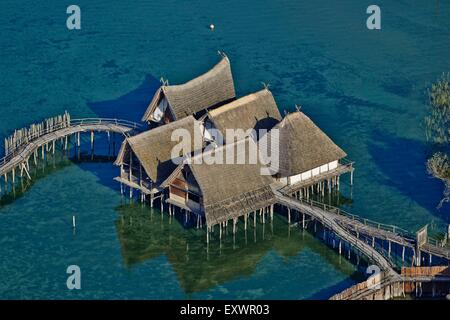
[302,198,450,261]
[330,266,450,300]
[273,189,398,274]
[275,184,450,261]
[0,118,141,178]
[273,187,450,268]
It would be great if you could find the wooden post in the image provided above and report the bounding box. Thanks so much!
[107,131,111,157]
[302,213,305,229]
[388,240,391,257]
[287,207,291,224]
[129,151,133,199]
[402,246,405,263]
[254,210,256,227]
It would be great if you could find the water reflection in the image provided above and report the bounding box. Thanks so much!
[115,203,363,295]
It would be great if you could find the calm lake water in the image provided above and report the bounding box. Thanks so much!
[0,0,449,299]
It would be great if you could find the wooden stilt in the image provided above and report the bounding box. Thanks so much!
[287,207,291,224]
[107,131,111,157]
[244,213,247,230]
[388,240,391,257]
[262,207,265,224]
[302,213,305,229]
[90,131,94,159]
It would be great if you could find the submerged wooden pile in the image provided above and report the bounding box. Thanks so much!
[4,111,71,156]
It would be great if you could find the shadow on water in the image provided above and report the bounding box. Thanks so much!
[368,130,448,222]
[0,150,121,208]
[115,203,363,297]
[87,74,160,122]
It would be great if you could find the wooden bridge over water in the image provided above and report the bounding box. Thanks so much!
[272,188,450,299]
[0,117,141,186]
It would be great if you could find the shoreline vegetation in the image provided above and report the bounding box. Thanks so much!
[425,73,450,247]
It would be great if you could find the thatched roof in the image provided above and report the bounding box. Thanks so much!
[207,89,281,141]
[115,116,203,185]
[274,111,347,177]
[185,138,276,227]
[142,56,236,122]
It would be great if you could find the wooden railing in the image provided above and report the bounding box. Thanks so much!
[0,118,141,167]
[297,197,447,250]
[401,266,450,277]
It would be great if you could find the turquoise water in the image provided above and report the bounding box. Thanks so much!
[0,0,449,299]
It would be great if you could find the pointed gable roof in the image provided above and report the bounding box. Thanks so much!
[275,111,347,177]
[142,56,236,122]
[116,116,203,185]
[207,89,281,140]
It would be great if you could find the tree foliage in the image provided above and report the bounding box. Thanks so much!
[426,152,450,209]
[425,73,450,144]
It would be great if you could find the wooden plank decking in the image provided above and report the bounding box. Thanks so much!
[0,119,140,177]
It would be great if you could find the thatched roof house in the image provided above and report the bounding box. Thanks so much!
[114,116,204,194]
[273,111,348,187]
[114,54,354,230]
[203,89,282,143]
[142,56,236,124]
[162,138,276,228]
